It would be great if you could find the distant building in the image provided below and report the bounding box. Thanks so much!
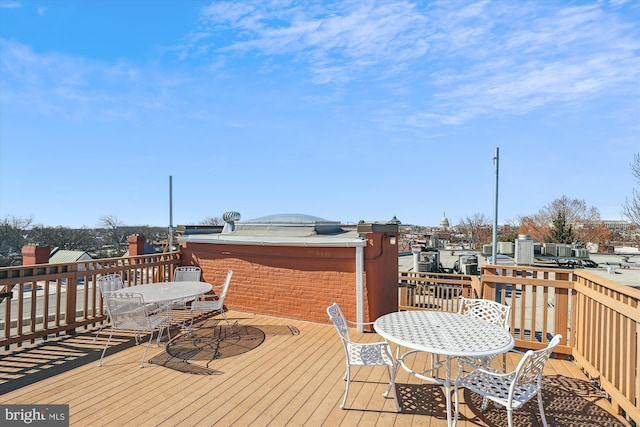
[48,248,93,264]
[440,212,450,230]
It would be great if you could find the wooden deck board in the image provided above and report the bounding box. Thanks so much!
[0,310,631,427]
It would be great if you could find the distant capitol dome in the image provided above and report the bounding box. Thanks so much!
[440,212,450,229]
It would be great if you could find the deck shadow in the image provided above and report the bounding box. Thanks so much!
[460,374,627,427]
[0,330,141,394]
[148,319,300,375]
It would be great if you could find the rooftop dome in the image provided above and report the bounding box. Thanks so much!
[239,213,343,235]
[245,213,335,225]
[440,212,450,229]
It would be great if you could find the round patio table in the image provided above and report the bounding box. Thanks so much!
[374,310,514,426]
[112,281,212,304]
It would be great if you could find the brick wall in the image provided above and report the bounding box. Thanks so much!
[180,231,398,324]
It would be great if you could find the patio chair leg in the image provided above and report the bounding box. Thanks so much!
[537,391,548,427]
[140,333,155,368]
[341,366,351,409]
[98,331,114,367]
[93,325,105,342]
[382,365,401,412]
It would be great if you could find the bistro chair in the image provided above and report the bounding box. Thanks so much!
[94,274,125,340]
[174,266,202,282]
[189,270,233,331]
[326,302,400,412]
[98,292,174,368]
[97,273,124,293]
[457,297,512,371]
[454,334,562,427]
[171,266,203,310]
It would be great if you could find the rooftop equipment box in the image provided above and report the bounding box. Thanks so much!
[515,235,534,265]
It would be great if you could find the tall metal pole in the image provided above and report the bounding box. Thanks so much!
[168,175,174,251]
[492,147,499,264]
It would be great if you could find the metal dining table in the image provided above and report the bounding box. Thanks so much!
[112,281,212,304]
[374,310,514,426]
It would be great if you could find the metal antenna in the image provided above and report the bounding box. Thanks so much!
[492,147,500,266]
[168,175,174,252]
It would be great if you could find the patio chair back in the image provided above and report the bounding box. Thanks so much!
[98,291,173,368]
[104,292,154,332]
[190,270,233,328]
[515,334,562,388]
[97,273,124,294]
[174,266,202,282]
[326,302,351,349]
[458,297,510,330]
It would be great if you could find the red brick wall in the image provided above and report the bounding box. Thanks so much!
[363,232,400,322]
[21,245,50,265]
[180,231,398,324]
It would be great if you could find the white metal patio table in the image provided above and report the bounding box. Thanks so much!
[374,310,514,426]
[112,281,212,305]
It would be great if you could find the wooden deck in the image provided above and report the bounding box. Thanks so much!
[0,310,631,427]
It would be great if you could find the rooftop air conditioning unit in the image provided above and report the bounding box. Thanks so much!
[557,244,572,257]
[572,248,589,258]
[515,235,534,265]
[533,243,543,255]
[498,242,514,255]
[544,243,558,257]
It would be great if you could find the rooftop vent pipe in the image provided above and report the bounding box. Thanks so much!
[222,211,241,234]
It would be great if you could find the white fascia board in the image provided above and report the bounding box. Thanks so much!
[177,234,366,247]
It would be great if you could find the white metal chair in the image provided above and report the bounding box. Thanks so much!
[174,266,202,282]
[326,302,400,412]
[98,273,124,293]
[171,266,202,309]
[457,297,511,371]
[98,292,174,368]
[454,334,562,427]
[94,274,125,340]
[189,270,233,330]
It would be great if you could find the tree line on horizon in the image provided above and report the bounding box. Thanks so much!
[1,191,639,267]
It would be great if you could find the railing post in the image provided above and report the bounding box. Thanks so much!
[65,264,78,335]
[554,271,571,346]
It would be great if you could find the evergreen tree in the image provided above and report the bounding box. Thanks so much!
[545,213,575,244]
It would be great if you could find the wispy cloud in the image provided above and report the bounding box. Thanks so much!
[1,0,638,129]
[188,0,639,124]
[0,1,21,9]
[0,39,181,120]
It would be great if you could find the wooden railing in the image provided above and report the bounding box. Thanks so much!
[0,252,181,350]
[399,265,639,425]
[398,271,479,312]
[572,270,639,426]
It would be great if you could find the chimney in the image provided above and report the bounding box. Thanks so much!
[22,244,50,265]
[127,235,146,256]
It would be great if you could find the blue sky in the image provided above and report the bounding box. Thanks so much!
[1,0,638,229]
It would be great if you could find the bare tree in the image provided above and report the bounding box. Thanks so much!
[199,216,223,226]
[98,215,126,255]
[517,196,610,246]
[30,225,97,251]
[0,215,34,257]
[457,213,491,249]
[621,153,640,227]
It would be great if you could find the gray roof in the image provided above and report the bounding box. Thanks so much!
[179,212,365,247]
[49,249,92,264]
